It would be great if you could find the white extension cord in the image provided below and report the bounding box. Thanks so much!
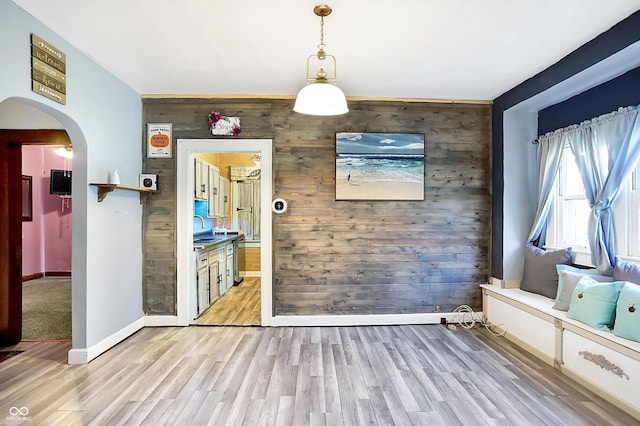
[448,304,506,337]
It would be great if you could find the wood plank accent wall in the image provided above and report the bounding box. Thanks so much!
[142,98,491,316]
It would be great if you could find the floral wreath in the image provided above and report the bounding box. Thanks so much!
[208,111,241,136]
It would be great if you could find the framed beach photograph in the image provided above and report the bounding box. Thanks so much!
[336,132,425,201]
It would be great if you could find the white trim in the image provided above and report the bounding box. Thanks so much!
[143,315,180,326]
[176,139,273,327]
[67,317,145,364]
[270,312,475,327]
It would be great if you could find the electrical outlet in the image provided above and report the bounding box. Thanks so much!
[435,305,440,312]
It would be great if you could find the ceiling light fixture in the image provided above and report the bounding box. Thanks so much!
[55,145,73,159]
[293,4,348,116]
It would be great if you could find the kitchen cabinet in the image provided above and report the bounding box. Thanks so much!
[194,158,209,200]
[218,177,230,218]
[225,243,234,290]
[207,165,220,217]
[217,248,228,297]
[196,251,209,317]
[208,253,219,304]
[192,233,242,320]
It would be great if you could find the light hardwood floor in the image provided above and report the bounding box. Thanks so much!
[193,277,261,326]
[1,324,637,425]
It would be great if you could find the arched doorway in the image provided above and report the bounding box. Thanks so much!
[0,97,87,347]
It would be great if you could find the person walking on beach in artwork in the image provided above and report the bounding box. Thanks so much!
[348,173,351,184]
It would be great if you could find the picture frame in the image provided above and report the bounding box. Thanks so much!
[147,123,173,158]
[335,132,425,201]
[22,175,32,222]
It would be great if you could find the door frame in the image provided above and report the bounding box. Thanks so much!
[176,139,273,326]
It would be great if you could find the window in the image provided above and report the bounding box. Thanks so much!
[546,145,640,262]
[554,145,590,250]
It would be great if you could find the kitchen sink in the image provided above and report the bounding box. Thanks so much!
[193,236,225,244]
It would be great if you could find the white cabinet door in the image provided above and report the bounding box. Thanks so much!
[194,158,209,200]
[218,250,227,296]
[218,177,229,218]
[208,260,219,304]
[197,266,209,316]
[224,178,230,217]
[226,253,234,291]
[208,165,220,217]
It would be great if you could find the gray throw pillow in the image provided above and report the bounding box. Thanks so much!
[553,269,613,311]
[614,258,640,284]
[520,244,572,299]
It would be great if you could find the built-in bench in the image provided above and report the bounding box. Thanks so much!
[481,284,640,420]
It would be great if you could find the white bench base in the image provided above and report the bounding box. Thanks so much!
[481,284,640,420]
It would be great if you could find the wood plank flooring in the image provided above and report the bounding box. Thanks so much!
[1,324,637,425]
[193,277,261,326]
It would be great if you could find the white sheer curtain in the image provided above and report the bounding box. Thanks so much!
[527,131,565,246]
[566,106,640,272]
[529,104,640,272]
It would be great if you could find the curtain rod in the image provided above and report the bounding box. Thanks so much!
[532,104,638,146]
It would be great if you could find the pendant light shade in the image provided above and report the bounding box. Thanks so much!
[294,4,348,116]
[294,81,348,116]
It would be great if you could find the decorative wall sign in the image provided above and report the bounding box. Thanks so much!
[30,34,66,105]
[208,111,241,136]
[147,123,173,158]
[335,132,425,201]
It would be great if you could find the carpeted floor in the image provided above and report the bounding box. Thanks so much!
[22,277,71,340]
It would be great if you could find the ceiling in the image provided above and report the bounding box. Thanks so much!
[8,0,640,101]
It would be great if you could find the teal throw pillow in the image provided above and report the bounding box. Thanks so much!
[553,265,613,312]
[613,282,640,342]
[566,276,625,330]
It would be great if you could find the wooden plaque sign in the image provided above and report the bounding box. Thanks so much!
[30,34,66,105]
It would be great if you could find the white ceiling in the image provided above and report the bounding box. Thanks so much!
[8,0,640,101]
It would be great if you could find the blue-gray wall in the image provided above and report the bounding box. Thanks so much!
[1,0,144,363]
[538,66,640,135]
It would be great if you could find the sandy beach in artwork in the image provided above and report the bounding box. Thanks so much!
[336,178,424,200]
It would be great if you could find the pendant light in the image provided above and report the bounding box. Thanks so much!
[293,4,348,116]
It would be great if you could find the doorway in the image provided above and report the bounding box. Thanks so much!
[0,124,73,344]
[176,139,273,327]
[21,145,72,340]
[191,151,261,326]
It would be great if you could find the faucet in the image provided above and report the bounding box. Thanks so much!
[194,215,206,229]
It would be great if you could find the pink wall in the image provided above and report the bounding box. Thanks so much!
[21,146,72,277]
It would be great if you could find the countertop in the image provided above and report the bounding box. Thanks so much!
[193,231,245,251]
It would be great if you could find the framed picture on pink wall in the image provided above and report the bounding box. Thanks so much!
[22,175,32,222]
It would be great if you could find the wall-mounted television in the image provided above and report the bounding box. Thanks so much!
[50,169,72,196]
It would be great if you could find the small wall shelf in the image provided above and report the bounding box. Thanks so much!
[89,183,156,204]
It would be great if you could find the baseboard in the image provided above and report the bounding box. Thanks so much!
[144,315,180,326]
[22,272,44,282]
[22,271,71,281]
[68,317,145,365]
[46,271,72,277]
[240,271,261,278]
[270,312,480,327]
